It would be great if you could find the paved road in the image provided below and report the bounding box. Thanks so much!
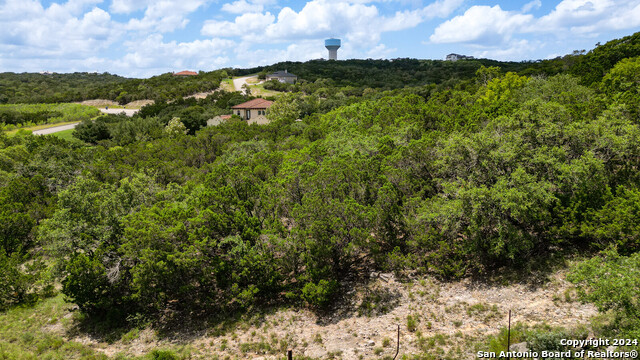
[232,76,253,92]
[33,123,79,135]
[31,108,139,135]
[100,108,138,116]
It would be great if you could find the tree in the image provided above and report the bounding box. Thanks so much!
[72,118,111,144]
[164,117,187,136]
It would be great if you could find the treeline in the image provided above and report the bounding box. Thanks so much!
[0,103,100,130]
[0,70,227,104]
[232,58,533,89]
[1,33,640,338]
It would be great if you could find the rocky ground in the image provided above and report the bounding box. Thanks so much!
[77,99,154,108]
[52,268,596,359]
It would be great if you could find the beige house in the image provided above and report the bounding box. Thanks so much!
[266,70,297,84]
[206,114,232,126]
[231,98,273,125]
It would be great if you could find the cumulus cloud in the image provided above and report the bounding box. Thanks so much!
[113,34,235,76]
[202,12,276,38]
[203,0,463,48]
[110,0,153,14]
[125,0,209,33]
[431,0,640,46]
[0,0,120,56]
[522,0,542,12]
[470,39,539,60]
[534,0,640,34]
[221,0,264,13]
[428,0,640,61]
[420,0,465,18]
[430,5,533,45]
[534,0,612,31]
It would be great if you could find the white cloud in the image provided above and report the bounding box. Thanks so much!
[430,5,533,44]
[125,0,209,33]
[420,0,465,18]
[534,0,640,34]
[202,0,462,49]
[536,0,613,30]
[110,0,153,14]
[235,39,329,67]
[367,43,396,58]
[522,0,542,12]
[202,12,276,38]
[221,0,264,13]
[114,34,235,76]
[470,39,537,60]
[0,0,120,56]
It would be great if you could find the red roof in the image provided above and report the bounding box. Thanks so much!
[174,71,198,76]
[220,115,232,119]
[231,98,273,109]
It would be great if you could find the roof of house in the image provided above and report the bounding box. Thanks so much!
[220,115,232,119]
[231,98,274,109]
[174,70,198,76]
[268,70,297,77]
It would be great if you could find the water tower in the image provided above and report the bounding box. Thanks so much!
[325,38,341,60]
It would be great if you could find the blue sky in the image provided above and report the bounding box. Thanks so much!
[1,0,639,77]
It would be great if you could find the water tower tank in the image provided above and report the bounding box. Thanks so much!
[325,38,341,60]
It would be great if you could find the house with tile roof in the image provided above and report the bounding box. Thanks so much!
[266,70,297,84]
[173,70,198,76]
[231,98,273,124]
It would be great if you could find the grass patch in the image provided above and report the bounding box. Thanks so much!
[220,78,235,92]
[0,294,106,359]
[250,83,281,97]
[48,128,78,142]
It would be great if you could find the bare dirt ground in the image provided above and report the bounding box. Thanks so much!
[126,100,154,108]
[52,269,595,360]
[78,99,153,109]
[99,108,138,116]
[184,90,219,100]
[78,99,119,107]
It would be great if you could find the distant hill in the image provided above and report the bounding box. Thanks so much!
[0,70,227,104]
[229,58,536,89]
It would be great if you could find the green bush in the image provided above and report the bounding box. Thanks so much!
[301,280,338,308]
[148,349,179,360]
[73,118,111,144]
[567,248,640,337]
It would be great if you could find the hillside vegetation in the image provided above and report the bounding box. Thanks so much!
[0,70,227,104]
[0,103,100,131]
[1,31,640,359]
